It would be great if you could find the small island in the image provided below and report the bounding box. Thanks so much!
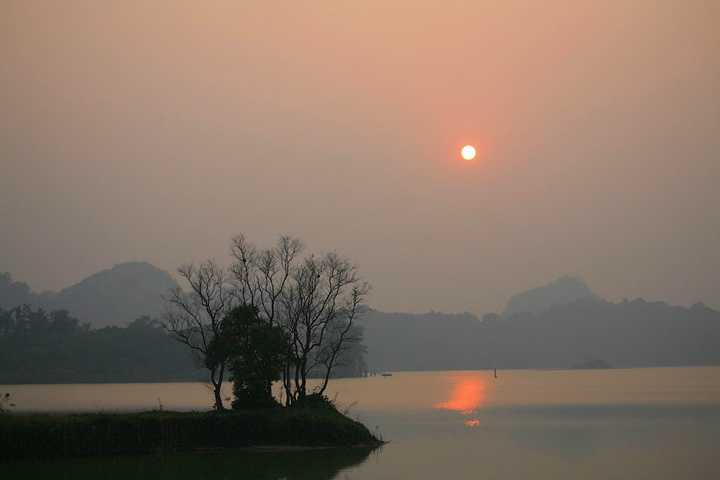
[572,357,614,370]
[0,394,382,459]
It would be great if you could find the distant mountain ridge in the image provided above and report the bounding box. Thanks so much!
[0,262,178,327]
[360,298,720,372]
[501,276,600,317]
[3,268,719,373]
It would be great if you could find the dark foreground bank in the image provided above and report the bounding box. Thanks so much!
[0,407,383,459]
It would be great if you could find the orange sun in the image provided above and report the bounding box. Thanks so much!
[461,145,476,160]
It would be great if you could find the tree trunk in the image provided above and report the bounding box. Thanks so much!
[213,385,225,411]
[211,363,226,410]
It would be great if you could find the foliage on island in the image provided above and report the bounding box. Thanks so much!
[0,405,383,459]
[0,393,13,413]
[218,305,291,409]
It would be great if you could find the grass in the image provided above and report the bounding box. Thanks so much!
[0,405,384,459]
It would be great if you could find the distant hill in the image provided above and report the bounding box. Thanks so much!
[360,298,720,372]
[501,276,600,318]
[52,262,179,327]
[0,262,178,327]
[0,272,34,309]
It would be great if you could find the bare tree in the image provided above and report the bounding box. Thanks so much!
[229,234,304,325]
[280,251,371,403]
[229,234,370,405]
[161,260,235,410]
[313,282,369,393]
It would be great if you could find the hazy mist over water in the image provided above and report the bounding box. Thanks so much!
[7,367,720,414]
[1,0,719,316]
[3,368,719,479]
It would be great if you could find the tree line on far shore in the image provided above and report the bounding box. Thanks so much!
[361,298,720,372]
[0,307,198,384]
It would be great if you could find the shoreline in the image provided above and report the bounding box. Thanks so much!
[0,408,384,459]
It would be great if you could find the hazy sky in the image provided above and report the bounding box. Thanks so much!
[2,0,719,315]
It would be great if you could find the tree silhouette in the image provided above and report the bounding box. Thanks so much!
[161,261,235,410]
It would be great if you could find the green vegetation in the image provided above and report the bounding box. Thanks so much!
[219,305,291,409]
[0,403,382,459]
[0,393,14,413]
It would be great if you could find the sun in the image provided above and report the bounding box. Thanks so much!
[461,145,476,161]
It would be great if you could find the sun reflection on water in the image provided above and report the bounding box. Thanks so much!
[436,376,487,426]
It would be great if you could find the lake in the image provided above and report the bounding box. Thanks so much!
[2,367,720,479]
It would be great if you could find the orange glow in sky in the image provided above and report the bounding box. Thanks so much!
[1,0,719,317]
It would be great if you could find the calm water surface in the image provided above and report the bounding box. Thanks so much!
[3,367,720,479]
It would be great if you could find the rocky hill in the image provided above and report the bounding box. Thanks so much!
[501,276,600,317]
[0,262,178,327]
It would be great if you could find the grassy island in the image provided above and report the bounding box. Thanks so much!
[0,404,383,459]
